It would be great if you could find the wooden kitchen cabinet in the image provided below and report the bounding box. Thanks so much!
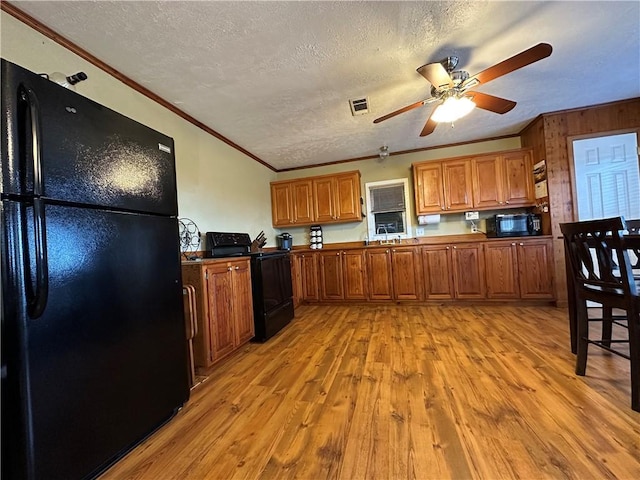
[366,248,393,300]
[300,252,319,301]
[271,171,361,227]
[413,158,472,214]
[442,159,473,211]
[484,241,520,299]
[317,249,368,301]
[451,244,486,299]
[291,253,303,307]
[390,247,422,300]
[313,171,362,223]
[181,258,254,370]
[517,238,555,299]
[472,149,534,209]
[421,245,455,299]
[484,238,554,299]
[271,179,314,227]
[342,249,368,300]
[318,250,344,300]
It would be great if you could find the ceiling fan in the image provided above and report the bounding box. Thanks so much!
[373,43,553,136]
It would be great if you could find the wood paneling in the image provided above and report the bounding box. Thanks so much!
[520,98,640,307]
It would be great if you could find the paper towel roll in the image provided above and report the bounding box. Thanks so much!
[418,214,441,225]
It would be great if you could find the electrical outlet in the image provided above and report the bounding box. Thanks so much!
[416,227,425,236]
[470,221,478,233]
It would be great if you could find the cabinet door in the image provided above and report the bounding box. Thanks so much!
[517,239,555,299]
[334,172,361,222]
[205,264,236,362]
[318,251,344,300]
[413,163,445,214]
[502,150,534,207]
[366,249,393,300]
[300,253,319,301]
[451,244,486,299]
[343,249,368,300]
[443,159,473,211]
[421,245,454,299]
[292,180,314,225]
[271,182,293,226]
[391,247,422,300]
[472,155,503,208]
[313,177,336,223]
[290,253,303,307]
[484,241,520,299]
[231,260,255,345]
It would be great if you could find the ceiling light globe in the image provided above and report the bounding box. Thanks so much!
[432,96,476,123]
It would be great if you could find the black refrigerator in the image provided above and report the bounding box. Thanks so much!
[1,59,190,480]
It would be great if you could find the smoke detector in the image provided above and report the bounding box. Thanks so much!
[349,97,370,116]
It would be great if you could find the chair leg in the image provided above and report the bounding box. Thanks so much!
[602,305,613,348]
[575,297,589,376]
[628,309,639,412]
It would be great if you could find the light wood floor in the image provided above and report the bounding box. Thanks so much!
[101,304,640,479]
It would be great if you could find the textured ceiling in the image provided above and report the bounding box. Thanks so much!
[9,1,640,170]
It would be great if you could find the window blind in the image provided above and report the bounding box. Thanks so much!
[370,184,406,213]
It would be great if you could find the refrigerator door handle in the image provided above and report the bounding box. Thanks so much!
[23,86,44,196]
[27,197,49,318]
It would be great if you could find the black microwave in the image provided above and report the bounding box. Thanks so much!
[486,213,542,237]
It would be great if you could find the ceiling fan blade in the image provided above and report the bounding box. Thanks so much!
[462,43,552,89]
[468,91,516,114]
[373,99,430,124]
[419,112,438,137]
[417,62,454,89]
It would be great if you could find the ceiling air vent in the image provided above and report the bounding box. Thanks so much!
[349,97,370,116]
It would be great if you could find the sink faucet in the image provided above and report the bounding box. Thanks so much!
[377,225,395,245]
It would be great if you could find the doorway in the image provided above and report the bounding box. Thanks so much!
[569,130,640,221]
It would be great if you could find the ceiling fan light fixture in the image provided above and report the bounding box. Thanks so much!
[431,96,476,123]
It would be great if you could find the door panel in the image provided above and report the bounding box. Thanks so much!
[573,132,640,220]
[24,204,188,480]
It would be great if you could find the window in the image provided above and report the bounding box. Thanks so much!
[365,178,412,240]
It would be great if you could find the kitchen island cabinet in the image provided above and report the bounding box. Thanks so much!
[181,258,254,371]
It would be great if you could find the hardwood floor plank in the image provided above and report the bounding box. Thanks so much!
[100,304,640,480]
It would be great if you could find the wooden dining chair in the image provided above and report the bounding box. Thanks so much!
[560,217,639,411]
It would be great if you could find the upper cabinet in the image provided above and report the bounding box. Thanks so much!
[413,148,534,215]
[271,170,362,227]
[413,158,472,214]
[472,149,534,209]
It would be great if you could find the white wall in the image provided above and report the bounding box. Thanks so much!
[1,11,524,250]
[0,12,278,248]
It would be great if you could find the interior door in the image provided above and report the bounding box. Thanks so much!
[572,132,640,221]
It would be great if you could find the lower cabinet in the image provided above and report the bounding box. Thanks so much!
[451,243,486,299]
[365,247,422,301]
[421,245,455,299]
[293,237,555,305]
[181,258,254,370]
[484,238,555,299]
[317,249,368,301]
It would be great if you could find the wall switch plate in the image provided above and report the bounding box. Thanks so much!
[416,227,425,236]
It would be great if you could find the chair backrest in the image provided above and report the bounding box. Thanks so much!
[625,219,640,270]
[560,217,637,298]
[626,219,640,235]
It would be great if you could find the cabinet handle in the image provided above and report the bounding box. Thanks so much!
[519,243,524,246]
[336,252,340,256]
[441,206,445,210]
[511,243,516,246]
[386,249,389,253]
[453,246,457,249]
[228,266,232,271]
[506,201,510,204]
[446,246,450,250]
[235,266,239,270]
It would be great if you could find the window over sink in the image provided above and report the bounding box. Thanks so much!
[365,178,412,242]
